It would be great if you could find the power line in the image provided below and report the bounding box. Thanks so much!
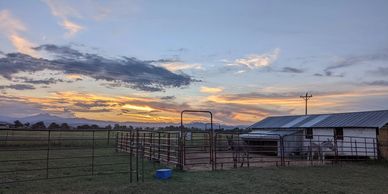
[300,92,313,115]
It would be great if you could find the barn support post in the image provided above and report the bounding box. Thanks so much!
[46,130,51,179]
[91,130,95,176]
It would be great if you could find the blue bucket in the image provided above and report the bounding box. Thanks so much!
[155,168,172,180]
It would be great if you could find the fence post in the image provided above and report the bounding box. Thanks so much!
[158,132,161,161]
[4,130,8,146]
[142,134,145,182]
[167,133,171,163]
[115,132,119,152]
[364,138,368,158]
[309,138,312,165]
[46,130,51,179]
[129,130,133,183]
[355,140,358,160]
[120,132,123,151]
[214,133,217,170]
[125,133,129,152]
[91,130,95,176]
[280,136,285,166]
[334,138,338,164]
[373,139,376,159]
[136,129,139,182]
[350,137,353,156]
[149,132,153,160]
[107,130,110,145]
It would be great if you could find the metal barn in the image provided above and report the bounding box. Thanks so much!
[245,110,388,159]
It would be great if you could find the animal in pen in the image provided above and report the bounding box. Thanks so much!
[306,139,336,160]
[226,136,249,168]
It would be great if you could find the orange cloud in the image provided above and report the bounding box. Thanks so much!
[200,86,223,94]
[0,10,39,57]
[62,19,84,37]
[9,35,40,58]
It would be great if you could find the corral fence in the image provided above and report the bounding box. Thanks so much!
[116,130,386,171]
[0,128,152,184]
[1,128,387,184]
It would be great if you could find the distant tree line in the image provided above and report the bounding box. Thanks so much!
[9,120,248,132]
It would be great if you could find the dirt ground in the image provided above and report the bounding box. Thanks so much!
[183,151,332,171]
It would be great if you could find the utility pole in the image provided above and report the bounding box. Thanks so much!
[300,92,313,115]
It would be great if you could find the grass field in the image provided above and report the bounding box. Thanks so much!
[1,162,388,193]
[1,130,388,193]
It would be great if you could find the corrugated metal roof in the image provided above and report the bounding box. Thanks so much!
[240,129,302,139]
[249,110,388,129]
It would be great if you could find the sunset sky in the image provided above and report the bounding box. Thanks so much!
[0,0,388,125]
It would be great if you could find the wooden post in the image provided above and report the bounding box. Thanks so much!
[167,133,171,162]
[46,130,51,179]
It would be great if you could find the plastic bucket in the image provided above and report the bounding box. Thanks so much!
[155,168,172,180]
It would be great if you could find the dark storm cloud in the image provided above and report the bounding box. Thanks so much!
[364,80,388,86]
[368,67,388,76]
[280,67,304,73]
[160,96,176,100]
[0,84,35,90]
[0,44,194,92]
[317,52,388,77]
[19,77,65,85]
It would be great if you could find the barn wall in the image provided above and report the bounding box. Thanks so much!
[283,131,304,156]
[303,128,377,158]
[378,124,388,160]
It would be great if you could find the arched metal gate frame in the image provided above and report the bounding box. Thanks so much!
[179,110,214,170]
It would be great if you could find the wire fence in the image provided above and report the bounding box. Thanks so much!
[0,129,155,184]
[1,128,387,184]
[116,130,386,171]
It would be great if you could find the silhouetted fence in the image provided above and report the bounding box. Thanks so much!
[1,128,386,184]
[0,129,148,184]
[117,131,383,171]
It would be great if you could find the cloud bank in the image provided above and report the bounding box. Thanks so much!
[0,44,195,92]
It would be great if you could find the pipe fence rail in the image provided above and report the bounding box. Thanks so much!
[0,129,148,184]
[1,128,387,184]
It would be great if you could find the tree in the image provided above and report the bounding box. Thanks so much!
[48,122,60,129]
[60,123,70,130]
[77,125,91,129]
[14,120,24,128]
[31,121,46,129]
[24,122,30,128]
[105,125,112,130]
[91,124,100,129]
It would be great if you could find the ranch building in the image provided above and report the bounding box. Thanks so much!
[241,110,388,159]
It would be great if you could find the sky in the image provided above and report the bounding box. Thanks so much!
[0,0,388,125]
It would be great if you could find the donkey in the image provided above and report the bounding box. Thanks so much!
[307,139,336,161]
[226,136,249,168]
